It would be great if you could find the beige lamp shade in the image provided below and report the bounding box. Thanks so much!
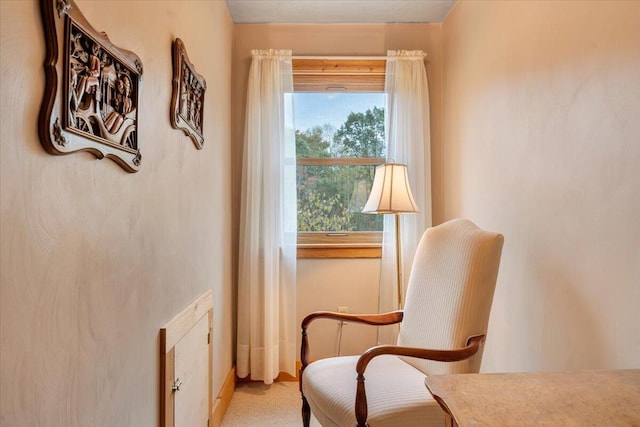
[362,163,418,214]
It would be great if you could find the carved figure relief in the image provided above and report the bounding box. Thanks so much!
[67,22,138,150]
[170,39,206,149]
[39,0,143,172]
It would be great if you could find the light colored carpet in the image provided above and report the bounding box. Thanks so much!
[221,381,322,426]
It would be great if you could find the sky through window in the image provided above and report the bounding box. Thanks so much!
[293,92,386,132]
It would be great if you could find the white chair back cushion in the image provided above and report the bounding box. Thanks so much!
[397,218,504,375]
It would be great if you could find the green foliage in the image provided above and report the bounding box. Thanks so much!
[297,192,352,231]
[333,106,385,158]
[296,126,330,158]
[297,165,383,232]
[297,106,385,232]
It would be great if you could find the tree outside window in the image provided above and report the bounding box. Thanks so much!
[296,104,385,234]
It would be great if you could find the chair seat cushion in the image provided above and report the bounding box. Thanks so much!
[302,355,445,426]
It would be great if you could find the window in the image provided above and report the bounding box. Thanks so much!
[292,59,387,258]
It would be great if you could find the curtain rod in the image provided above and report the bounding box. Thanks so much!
[291,55,389,60]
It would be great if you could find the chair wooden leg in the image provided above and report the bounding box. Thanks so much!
[302,395,311,427]
[355,373,369,427]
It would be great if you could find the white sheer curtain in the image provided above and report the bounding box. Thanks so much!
[237,49,297,383]
[378,50,432,344]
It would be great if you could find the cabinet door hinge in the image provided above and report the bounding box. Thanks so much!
[207,331,211,344]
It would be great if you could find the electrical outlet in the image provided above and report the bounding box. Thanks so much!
[337,306,348,325]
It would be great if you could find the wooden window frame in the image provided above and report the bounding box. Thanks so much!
[292,58,385,92]
[293,58,386,259]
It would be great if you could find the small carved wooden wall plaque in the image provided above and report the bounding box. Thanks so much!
[39,0,144,172]
[170,38,206,149]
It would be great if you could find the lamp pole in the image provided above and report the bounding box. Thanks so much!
[395,213,404,310]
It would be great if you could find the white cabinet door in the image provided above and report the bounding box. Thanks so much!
[174,314,210,427]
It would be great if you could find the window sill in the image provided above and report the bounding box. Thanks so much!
[297,245,381,259]
[297,232,382,259]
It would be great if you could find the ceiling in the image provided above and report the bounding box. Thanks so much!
[225,0,457,24]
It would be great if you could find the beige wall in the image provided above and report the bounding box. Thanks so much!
[0,1,233,426]
[232,24,444,359]
[442,0,640,371]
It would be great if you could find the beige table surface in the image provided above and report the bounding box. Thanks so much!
[425,369,640,427]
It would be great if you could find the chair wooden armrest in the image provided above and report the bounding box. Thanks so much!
[353,335,485,426]
[300,310,404,368]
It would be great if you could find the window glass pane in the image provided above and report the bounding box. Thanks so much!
[294,93,386,158]
[297,164,383,232]
[293,92,386,234]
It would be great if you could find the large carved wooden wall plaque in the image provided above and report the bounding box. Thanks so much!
[170,38,206,150]
[39,0,144,172]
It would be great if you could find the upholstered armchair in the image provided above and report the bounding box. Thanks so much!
[299,219,504,426]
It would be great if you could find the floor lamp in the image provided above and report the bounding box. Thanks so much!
[362,163,418,309]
